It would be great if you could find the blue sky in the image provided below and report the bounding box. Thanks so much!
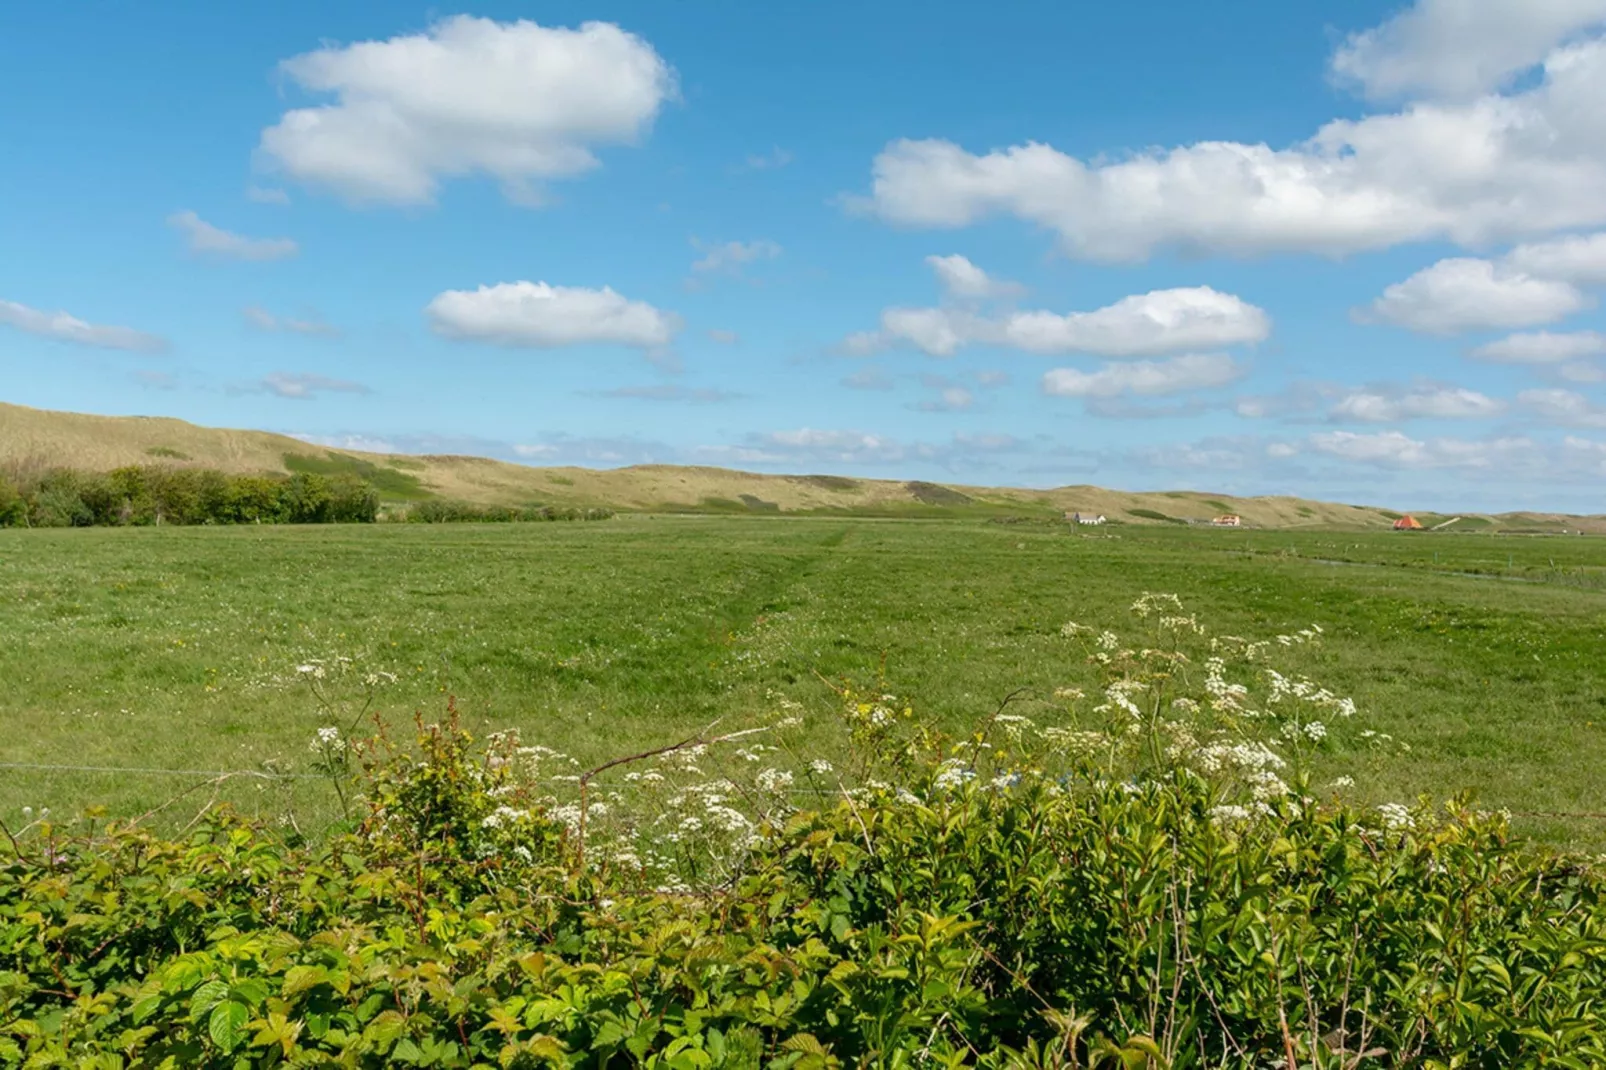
[5,0,1606,511]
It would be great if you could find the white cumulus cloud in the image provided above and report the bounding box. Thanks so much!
[426,281,680,349]
[1329,385,1505,421]
[1042,353,1244,399]
[925,254,1023,299]
[0,298,167,352]
[258,16,674,205]
[1308,429,1535,468]
[168,211,298,261]
[857,24,1606,260]
[1517,386,1606,426]
[1470,329,1606,362]
[1360,258,1591,333]
[1330,0,1606,101]
[1504,231,1606,285]
[850,285,1269,358]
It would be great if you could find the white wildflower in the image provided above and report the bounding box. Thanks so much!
[756,768,794,792]
[1376,803,1415,832]
[932,759,976,791]
[1209,804,1252,826]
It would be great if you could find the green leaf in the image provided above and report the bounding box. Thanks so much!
[209,1000,249,1053]
[281,964,329,999]
[189,980,229,1021]
[391,1037,425,1064]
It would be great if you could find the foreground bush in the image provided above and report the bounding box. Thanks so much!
[0,465,379,527]
[5,598,1604,1067]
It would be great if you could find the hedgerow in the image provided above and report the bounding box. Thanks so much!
[5,596,1605,1067]
[0,465,378,527]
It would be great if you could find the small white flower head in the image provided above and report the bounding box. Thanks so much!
[310,725,346,754]
[932,759,976,791]
[1332,776,1355,788]
[1209,804,1252,827]
[808,759,834,775]
[756,768,793,793]
[1376,803,1415,832]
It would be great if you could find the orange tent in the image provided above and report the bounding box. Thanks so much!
[1393,515,1422,530]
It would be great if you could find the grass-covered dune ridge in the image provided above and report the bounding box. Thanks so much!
[7,598,1606,1067]
[8,400,1601,528]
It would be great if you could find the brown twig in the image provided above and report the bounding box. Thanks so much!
[575,719,771,872]
[0,815,31,863]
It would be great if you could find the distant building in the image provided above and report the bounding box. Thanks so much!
[1393,515,1423,530]
[1211,514,1242,527]
[1066,511,1106,525]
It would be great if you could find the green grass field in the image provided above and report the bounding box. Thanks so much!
[3,518,1605,844]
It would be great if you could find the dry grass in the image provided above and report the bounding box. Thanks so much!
[5,401,1602,530]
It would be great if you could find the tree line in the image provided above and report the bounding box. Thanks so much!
[0,464,379,527]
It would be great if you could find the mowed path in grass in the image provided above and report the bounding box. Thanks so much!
[2,518,1605,843]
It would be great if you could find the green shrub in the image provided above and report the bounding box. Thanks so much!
[282,451,430,501]
[0,465,380,527]
[6,597,1605,1067]
[401,500,614,523]
[0,475,27,527]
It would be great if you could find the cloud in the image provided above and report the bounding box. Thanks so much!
[750,429,910,464]
[1517,386,1606,426]
[1307,429,1535,468]
[691,239,782,274]
[258,16,674,205]
[851,285,1270,357]
[168,211,298,261]
[1042,353,1244,399]
[1504,230,1606,285]
[246,186,291,205]
[741,147,793,171]
[856,30,1606,260]
[1470,329,1606,362]
[511,443,559,459]
[256,372,370,399]
[707,328,740,344]
[1329,385,1505,421]
[975,369,1010,387]
[916,386,974,412]
[925,254,1024,299]
[426,281,680,349]
[1559,361,1606,382]
[1132,435,1289,471]
[292,433,402,453]
[243,306,341,337]
[596,384,740,403]
[842,367,894,390]
[1330,0,1606,101]
[0,297,167,352]
[1562,434,1606,472]
[1360,258,1591,333]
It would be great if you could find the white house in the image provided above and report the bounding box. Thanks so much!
[1067,511,1106,525]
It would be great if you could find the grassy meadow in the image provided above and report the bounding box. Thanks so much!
[3,516,1605,844]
